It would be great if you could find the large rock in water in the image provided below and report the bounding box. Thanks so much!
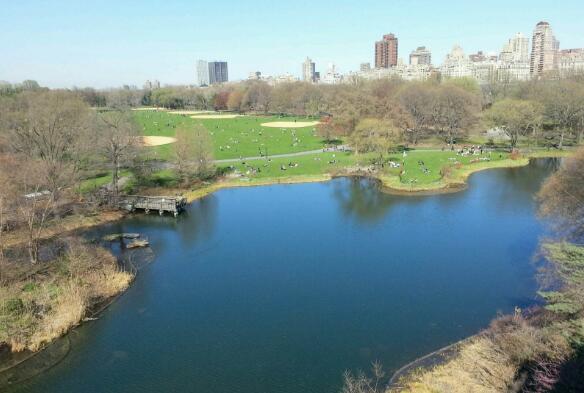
[102,233,141,242]
[127,240,149,249]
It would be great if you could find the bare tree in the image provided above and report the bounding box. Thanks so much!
[95,110,139,200]
[105,89,142,108]
[317,116,343,143]
[538,147,584,238]
[542,81,583,149]
[397,83,434,145]
[173,127,197,182]
[227,90,244,112]
[0,164,9,272]
[191,124,215,178]
[341,361,386,393]
[4,157,55,263]
[435,85,479,147]
[4,91,92,201]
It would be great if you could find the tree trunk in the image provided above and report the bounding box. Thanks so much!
[112,155,119,201]
[533,127,539,147]
[559,129,565,149]
[28,234,38,264]
[511,133,518,149]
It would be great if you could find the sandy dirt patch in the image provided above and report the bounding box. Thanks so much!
[132,107,161,111]
[261,121,320,128]
[190,114,241,119]
[141,136,177,146]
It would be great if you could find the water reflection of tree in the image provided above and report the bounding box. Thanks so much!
[177,195,218,244]
[499,158,561,197]
[332,178,396,224]
[451,157,562,217]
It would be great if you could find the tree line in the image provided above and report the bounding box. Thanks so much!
[1,75,584,263]
[0,86,221,264]
[18,74,582,152]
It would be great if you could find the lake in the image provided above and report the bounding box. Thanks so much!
[7,159,558,393]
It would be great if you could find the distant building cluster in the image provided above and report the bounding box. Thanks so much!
[247,71,298,86]
[192,20,583,87]
[196,60,229,86]
[353,21,583,85]
[143,80,160,90]
[436,22,583,84]
[410,46,432,66]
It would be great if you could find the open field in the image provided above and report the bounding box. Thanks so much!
[132,110,325,160]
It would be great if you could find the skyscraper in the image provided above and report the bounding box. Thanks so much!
[500,33,529,64]
[208,61,229,84]
[302,57,316,82]
[196,60,210,86]
[409,46,432,66]
[530,21,559,77]
[375,34,398,68]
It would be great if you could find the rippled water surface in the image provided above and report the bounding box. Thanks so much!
[8,159,558,393]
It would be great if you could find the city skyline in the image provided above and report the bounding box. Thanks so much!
[2,0,584,88]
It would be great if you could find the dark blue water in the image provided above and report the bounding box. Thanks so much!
[8,159,557,393]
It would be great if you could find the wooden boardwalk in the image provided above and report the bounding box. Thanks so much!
[119,195,187,217]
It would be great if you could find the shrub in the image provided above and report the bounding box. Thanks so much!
[440,165,453,179]
[510,149,521,160]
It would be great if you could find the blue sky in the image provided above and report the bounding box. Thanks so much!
[1,0,583,88]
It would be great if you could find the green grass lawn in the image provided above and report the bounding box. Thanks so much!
[78,147,512,195]
[383,150,510,185]
[133,111,326,161]
[223,149,510,184]
[78,170,132,193]
[225,151,362,179]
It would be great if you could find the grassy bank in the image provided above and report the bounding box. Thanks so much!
[0,240,133,352]
[128,149,567,203]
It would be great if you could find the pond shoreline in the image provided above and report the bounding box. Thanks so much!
[0,239,151,388]
[0,287,135,388]
[182,152,566,202]
[0,151,567,391]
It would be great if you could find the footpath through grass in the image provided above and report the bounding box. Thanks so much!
[133,111,325,160]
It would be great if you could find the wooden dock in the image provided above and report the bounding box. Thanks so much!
[119,195,187,217]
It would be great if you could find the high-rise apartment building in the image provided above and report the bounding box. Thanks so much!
[557,49,584,77]
[440,45,474,79]
[360,62,371,72]
[409,46,431,66]
[530,21,559,77]
[500,33,530,64]
[208,61,229,84]
[375,34,398,68]
[143,80,160,90]
[302,57,316,82]
[196,60,210,86]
